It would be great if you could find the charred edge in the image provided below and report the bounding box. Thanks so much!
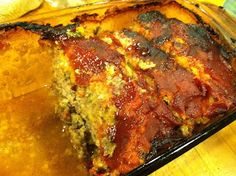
[84,131,97,160]
[138,10,166,23]
[186,22,236,59]
[219,6,224,9]
[71,1,163,24]
[220,45,236,60]
[136,9,217,52]
[191,12,219,37]
[105,1,162,17]
[169,0,218,38]
[0,22,77,40]
[231,38,236,44]
[123,29,169,60]
[145,129,184,161]
[195,4,199,8]
[187,24,212,51]
[131,1,162,10]
[71,13,99,23]
[203,24,217,36]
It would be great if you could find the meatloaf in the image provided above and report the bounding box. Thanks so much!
[1,1,236,175]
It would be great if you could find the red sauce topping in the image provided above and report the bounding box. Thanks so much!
[0,41,9,50]
[61,38,123,86]
[105,16,236,173]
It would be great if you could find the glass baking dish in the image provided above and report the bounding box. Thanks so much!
[1,0,236,175]
[3,0,236,50]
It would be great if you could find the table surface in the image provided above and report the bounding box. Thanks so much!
[151,121,236,176]
[28,1,236,176]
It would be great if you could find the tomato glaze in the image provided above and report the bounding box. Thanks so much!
[61,38,123,86]
[60,17,236,173]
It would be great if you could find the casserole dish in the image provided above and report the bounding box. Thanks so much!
[0,0,236,175]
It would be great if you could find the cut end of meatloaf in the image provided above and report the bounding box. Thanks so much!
[53,45,118,172]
